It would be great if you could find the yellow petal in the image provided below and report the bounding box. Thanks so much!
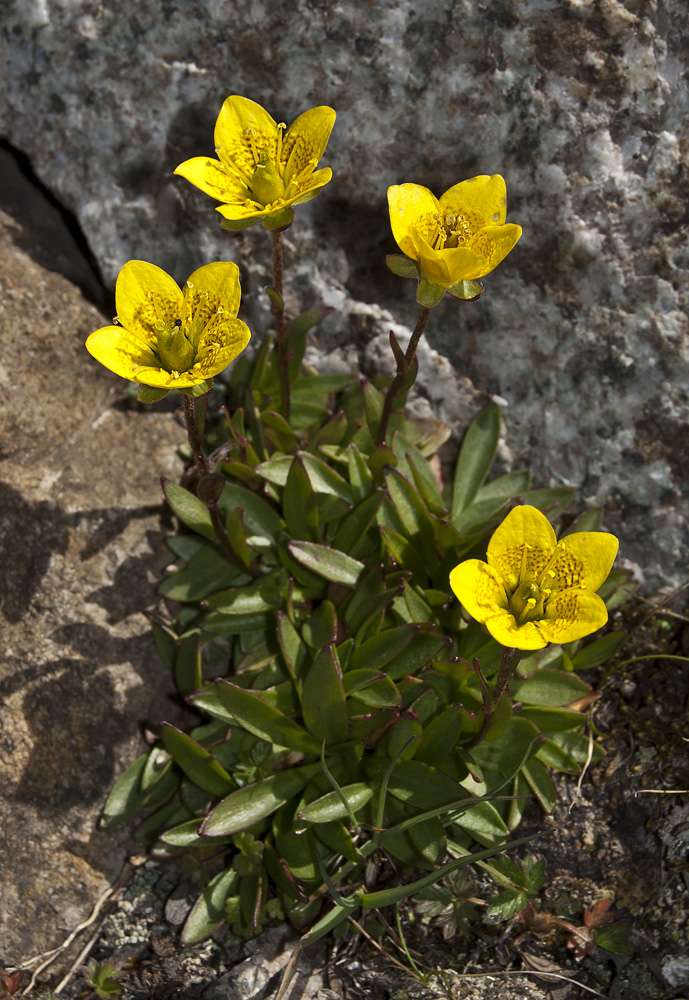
[282,106,336,188]
[546,532,618,594]
[182,261,242,349]
[174,156,248,203]
[439,175,508,229]
[432,244,488,286]
[449,559,508,624]
[388,184,439,259]
[484,611,548,651]
[415,235,452,285]
[466,224,522,278]
[85,325,160,380]
[290,167,333,205]
[115,261,183,348]
[487,505,557,593]
[214,95,279,180]
[216,201,270,222]
[194,318,252,378]
[538,589,609,644]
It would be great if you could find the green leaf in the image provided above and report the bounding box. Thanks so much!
[288,541,365,587]
[101,752,148,827]
[350,624,418,674]
[352,675,400,709]
[159,545,242,602]
[521,487,575,519]
[175,633,202,696]
[416,707,464,764]
[358,834,538,908]
[148,617,178,672]
[301,645,348,745]
[162,480,215,540]
[201,764,320,836]
[385,626,451,680]
[203,580,284,614]
[521,706,587,732]
[361,380,384,438]
[572,632,626,671]
[277,611,309,685]
[367,758,466,811]
[293,374,356,394]
[451,404,501,522]
[380,524,427,583]
[284,455,319,541]
[217,482,282,548]
[300,783,374,823]
[333,490,385,556]
[286,307,334,379]
[138,384,169,402]
[254,454,293,486]
[457,800,509,847]
[216,681,321,753]
[300,452,354,503]
[521,758,557,813]
[180,866,239,945]
[161,725,234,797]
[302,600,338,649]
[475,469,531,501]
[385,467,435,549]
[347,443,374,503]
[594,921,634,956]
[160,819,235,847]
[510,669,591,707]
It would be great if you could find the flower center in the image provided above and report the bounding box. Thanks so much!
[250,152,286,206]
[431,212,473,250]
[156,317,196,374]
[505,541,566,625]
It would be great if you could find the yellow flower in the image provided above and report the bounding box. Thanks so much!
[449,505,618,651]
[174,95,336,230]
[387,175,522,290]
[85,260,251,394]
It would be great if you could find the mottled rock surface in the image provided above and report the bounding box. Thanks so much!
[2,0,688,587]
[0,205,183,971]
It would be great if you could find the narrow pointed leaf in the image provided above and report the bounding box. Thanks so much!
[451,404,501,522]
[201,764,320,836]
[288,541,364,587]
[216,681,320,753]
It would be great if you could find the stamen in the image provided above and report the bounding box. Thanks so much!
[536,540,566,588]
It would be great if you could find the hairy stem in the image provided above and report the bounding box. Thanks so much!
[376,306,430,446]
[180,392,259,577]
[271,229,291,421]
[181,392,208,476]
[466,647,519,749]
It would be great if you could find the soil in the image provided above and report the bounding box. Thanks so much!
[9,595,688,1000]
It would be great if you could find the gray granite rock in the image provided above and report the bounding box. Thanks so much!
[0,205,183,974]
[1,0,688,587]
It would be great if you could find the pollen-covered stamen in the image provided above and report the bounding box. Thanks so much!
[536,540,567,589]
[442,212,472,248]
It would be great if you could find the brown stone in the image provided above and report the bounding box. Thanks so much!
[0,207,183,974]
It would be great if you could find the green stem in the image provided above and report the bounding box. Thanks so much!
[271,229,291,421]
[376,306,430,446]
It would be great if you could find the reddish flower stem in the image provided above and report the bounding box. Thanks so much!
[271,229,291,422]
[180,392,259,577]
[376,306,430,446]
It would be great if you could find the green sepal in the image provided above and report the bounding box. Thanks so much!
[261,207,294,230]
[446,279,484,301]
[386,254,419,279]
[137,384,169,403]
[416,279,445,308]
[180,379,213,398]
[220,217,257,232]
